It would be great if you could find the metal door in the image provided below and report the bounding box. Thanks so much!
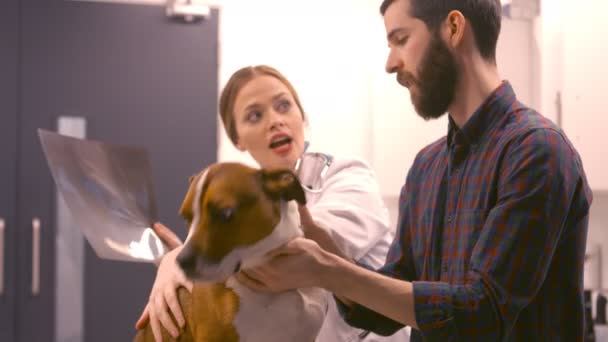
[0,0,19,340]
[19,1,218,341]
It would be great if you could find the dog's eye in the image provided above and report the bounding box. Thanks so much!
[221,207,235,221]
[212,206,235,222]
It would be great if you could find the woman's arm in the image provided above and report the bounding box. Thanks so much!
[135,223,192,342]
[303,157,392,266]
[299,205,352,261]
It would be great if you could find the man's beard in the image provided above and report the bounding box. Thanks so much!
[397,31,459,120]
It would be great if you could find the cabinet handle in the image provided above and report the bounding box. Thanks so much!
[0,218,4,296]
[32,218,40,296]
[555,91,562,128]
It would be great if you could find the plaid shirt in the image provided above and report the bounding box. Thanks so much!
[337,82,593,341]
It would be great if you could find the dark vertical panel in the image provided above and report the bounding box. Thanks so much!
[18,1,58,340]
[0,0,19,341]
[20,1,218,341]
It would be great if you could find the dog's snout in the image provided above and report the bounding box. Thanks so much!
[176,245,197,272]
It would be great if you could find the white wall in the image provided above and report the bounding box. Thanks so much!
[560,0,608,191]
[497,18,536,108]
[587,192,608,290]
[216,2,540,202]
[217,0,384,167]
[214,1,545,229]
[532,0,562,122]
[533,0,608,291]
[214,0,608,310]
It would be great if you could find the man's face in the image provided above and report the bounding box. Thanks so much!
[383,0,459,120]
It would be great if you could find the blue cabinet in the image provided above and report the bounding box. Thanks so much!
[1,2,219,341]
[0,1,19,341]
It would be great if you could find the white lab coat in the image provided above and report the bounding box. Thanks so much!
[298,152,411,342]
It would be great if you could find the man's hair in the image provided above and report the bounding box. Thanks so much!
[380,0,502,61]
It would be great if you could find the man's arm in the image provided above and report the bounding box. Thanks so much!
[330,175,418,336]
[321,255,418,329]
[323,128,589,340]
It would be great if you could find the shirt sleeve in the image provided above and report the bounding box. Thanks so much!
[307,158,392,263]
[410,128,589,340]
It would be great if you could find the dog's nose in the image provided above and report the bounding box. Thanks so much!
[176,245,197,272]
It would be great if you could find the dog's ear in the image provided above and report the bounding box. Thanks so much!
[261,169,306,205]
[178,173,200,223]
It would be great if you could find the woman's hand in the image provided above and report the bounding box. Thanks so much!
[153,222,183,251]
[298,205,349,261]
[135,224,192,342]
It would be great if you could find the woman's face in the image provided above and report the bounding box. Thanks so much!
[232,75,305,170]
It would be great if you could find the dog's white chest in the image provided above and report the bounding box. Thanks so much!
[225,277,327,342]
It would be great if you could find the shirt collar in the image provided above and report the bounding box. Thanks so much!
[447,81,516,148]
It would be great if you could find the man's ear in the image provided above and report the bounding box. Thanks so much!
[444,10,466,49]
[261,169,306,205]
[178,173,200,223]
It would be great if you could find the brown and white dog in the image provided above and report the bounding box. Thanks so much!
[134,162,326,342]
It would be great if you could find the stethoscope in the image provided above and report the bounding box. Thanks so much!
[294,141,333,194]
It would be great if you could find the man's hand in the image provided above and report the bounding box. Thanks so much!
[235,237,333,292]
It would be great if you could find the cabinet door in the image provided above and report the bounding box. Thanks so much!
[19,1,218,341]
[562,0,608,191]
[0,0,19,341]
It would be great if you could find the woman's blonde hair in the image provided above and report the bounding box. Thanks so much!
[219,65,306,146]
